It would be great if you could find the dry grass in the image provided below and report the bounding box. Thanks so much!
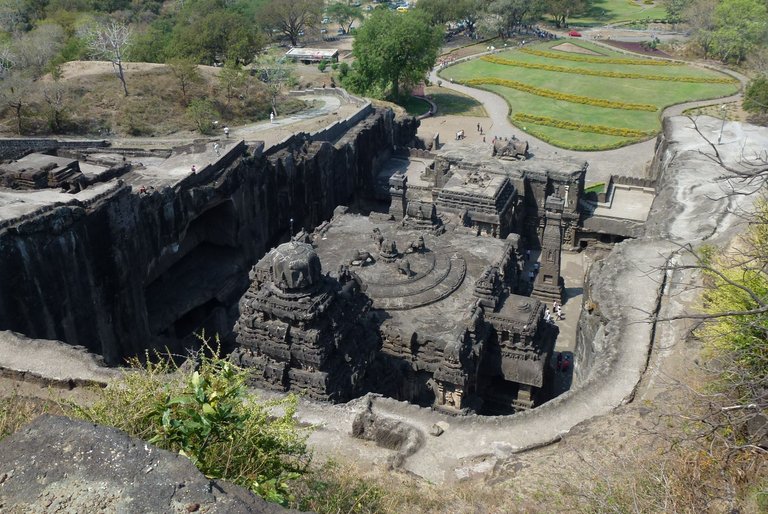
[0,61,303,137]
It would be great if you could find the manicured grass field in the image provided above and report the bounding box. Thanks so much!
[439,40,738,150]
[566,0,667,27]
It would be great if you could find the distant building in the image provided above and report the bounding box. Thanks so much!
[285,48,339,64]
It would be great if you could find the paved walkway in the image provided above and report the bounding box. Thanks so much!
[428,45,746,183]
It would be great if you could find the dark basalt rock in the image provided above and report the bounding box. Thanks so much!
[0,415,304,514]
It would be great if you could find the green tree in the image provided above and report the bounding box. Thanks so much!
[685,0,717,58]
[167,57,202,105]
[743,76,768,114]
[170,4,264,65]
[350,9,442,99]
[545,0,589,28]
[217,61,247,107]
[710,0,768,64]
[186,98,219,134]
[326,3,362,34]
[258,0,322,47]
[663,0,693,23]
[130,17,173,63]
[487,0,545,38]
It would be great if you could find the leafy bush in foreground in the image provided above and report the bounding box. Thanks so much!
[64,342,310,505]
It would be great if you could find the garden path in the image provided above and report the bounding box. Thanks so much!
[428,46,746,182]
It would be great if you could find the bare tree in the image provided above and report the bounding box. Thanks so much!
[1,71,32,134]
[0,44,14,80]
[258,0,323,47]
[12,23,65,78]
[87,20,132,96]
[253,55,293,117]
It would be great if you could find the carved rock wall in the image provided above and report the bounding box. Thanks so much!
[0,109,416,364]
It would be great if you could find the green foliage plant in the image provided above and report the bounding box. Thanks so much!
[317,59,328,73]
[350,9,442,99]
[186,98,219,134]
[743,76,768,114]
[519,47,680,65]
[64,340,310,505]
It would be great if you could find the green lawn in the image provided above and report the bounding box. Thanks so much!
[565,0,667,27]
[439,41,738,150]
[398,96,431,116]
[426,87,487,116]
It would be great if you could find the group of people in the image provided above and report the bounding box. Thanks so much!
[544,301,564,324]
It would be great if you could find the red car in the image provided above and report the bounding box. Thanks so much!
[568,30,582,37]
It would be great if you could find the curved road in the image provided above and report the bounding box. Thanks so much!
[429,44,745,182]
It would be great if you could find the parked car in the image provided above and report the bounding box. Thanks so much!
[568,30,582,37]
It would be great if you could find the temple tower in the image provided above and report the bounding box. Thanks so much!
[532,195,564,302]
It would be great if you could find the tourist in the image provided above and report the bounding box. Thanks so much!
[270,112,275,124]
[477,123,480,132]
[544,308,551,322]
[191,165,196,173]
[556,305,563,320]
[223,126,229,138]
[213,142,221,156]
[525,249,530,261]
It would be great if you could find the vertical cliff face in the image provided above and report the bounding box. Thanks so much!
[0,109,417,364]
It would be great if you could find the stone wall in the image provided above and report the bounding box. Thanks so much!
[0,108,417,364]
[0,138,109,160]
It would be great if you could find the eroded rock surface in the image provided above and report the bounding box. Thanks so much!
[0,415,300,514]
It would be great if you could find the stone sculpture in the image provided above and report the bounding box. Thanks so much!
[492,137,529,160]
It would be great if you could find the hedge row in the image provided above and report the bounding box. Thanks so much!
[463,77,657,111]
[519,47,680,66]
[518,124,646,151]
[481,55,738,84]
[513,112,656,138]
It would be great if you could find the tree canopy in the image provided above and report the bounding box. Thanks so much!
[257,0,322,47]
[348,9,442,99]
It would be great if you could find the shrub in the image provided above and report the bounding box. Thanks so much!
[318,60,328,73]
[743,76,768,114]
[186,99,220,134]
[520,47,679,65]
[64,340,310,506]
[480,55,738,84]
[513,112,655,138]
[462,77,658,111]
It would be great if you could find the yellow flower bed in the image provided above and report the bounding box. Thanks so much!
[521,124,646,150]
[481,55,737,84]
[463,77,657,111]
[513,112,656,138]
[520,47,680,66]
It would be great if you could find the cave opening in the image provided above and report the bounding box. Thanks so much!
[143,200,248,353]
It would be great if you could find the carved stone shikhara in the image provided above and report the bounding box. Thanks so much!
[233,241,378,402]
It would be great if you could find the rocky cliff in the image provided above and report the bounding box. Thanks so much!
[0,108,417,364]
